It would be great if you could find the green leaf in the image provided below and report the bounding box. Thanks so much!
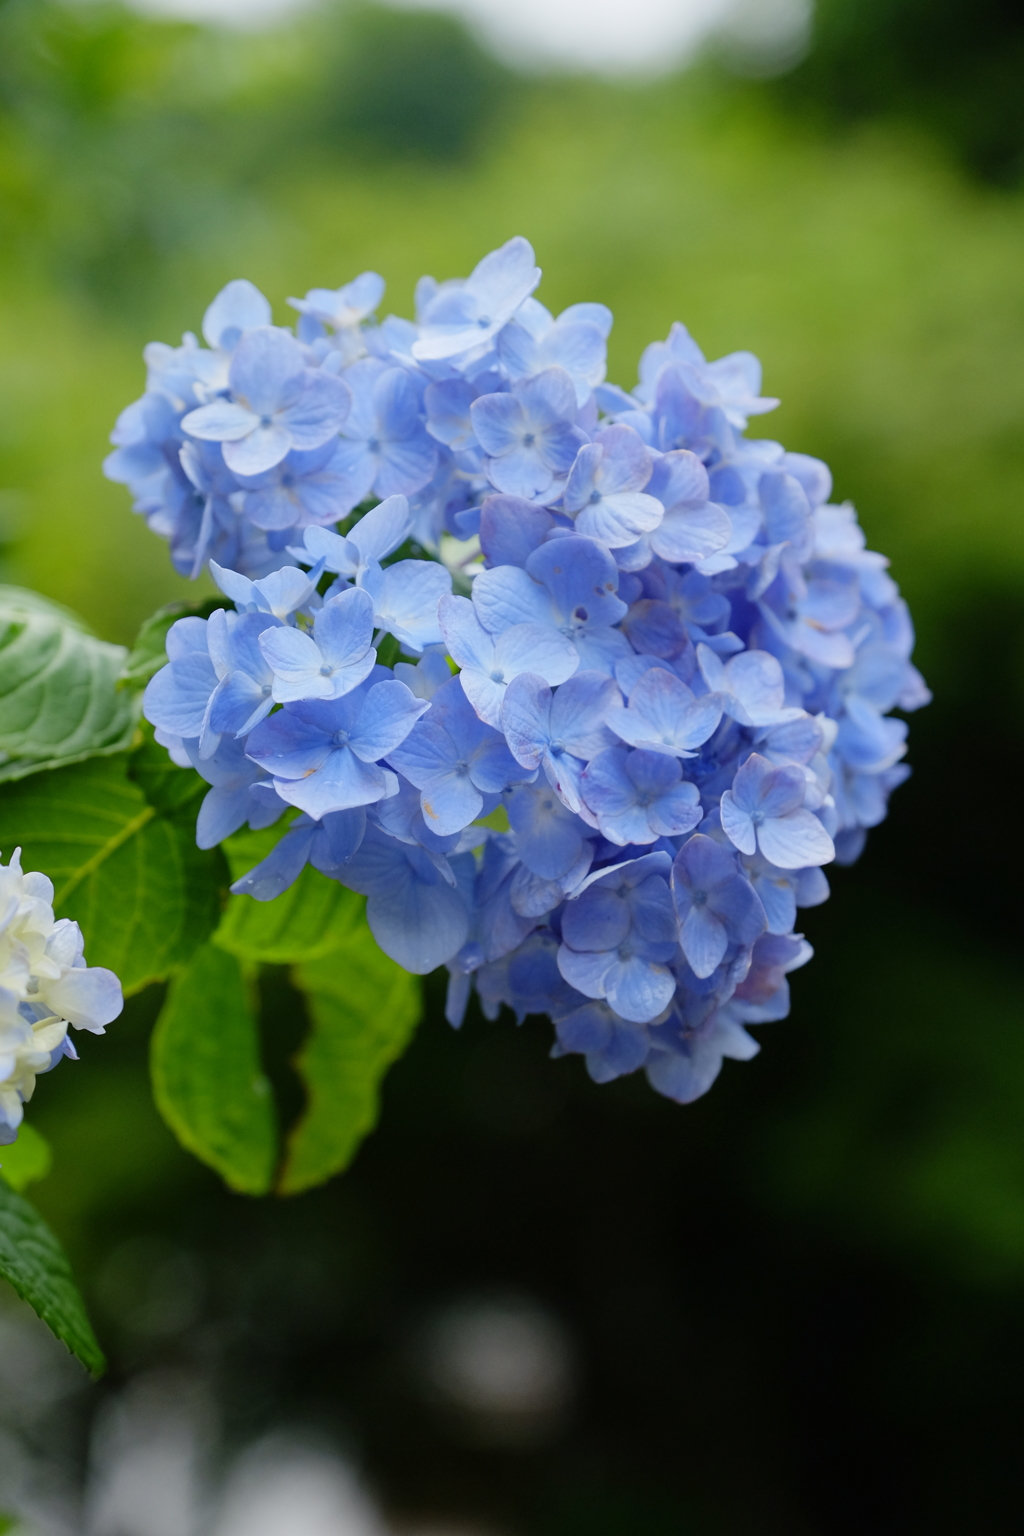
[215,829,365,964]
[0,1125,52,1193]
[281,937,421,1195]
[127,720,207,819]
[119,597,225,693]
[0,755,226,995]
[151,943,277,1195]
[0,585,138,783]
[0,1178,105,1375]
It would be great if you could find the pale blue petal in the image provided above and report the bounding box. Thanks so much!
[349,679,429,762]
[757,810,834,869]
[719,790,757,855]
[181,399,257,443]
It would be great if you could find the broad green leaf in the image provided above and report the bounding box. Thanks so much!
[215,823,365,964]
[0,585,137,783]
[0,755,226,995]
[119,597,224,693]
[0,1178,105,1375]
[127,721,206,819]
[151,943,276,1195]
[0,1125,52,1193]
[281,938,421,1195]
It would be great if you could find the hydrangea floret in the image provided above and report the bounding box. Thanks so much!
[111,237,929,1103]
[0,849,124,1142]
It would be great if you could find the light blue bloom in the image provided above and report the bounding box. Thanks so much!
[298,494,412,583]
[740,852,829,935]
[505,781,591,881]
[208,559,322,624]
[501,669,618,812]
[338,825,471,973]
[361,559,451,651]
[143,615,219,748]
[288,272,385,332]
[497,297,612,407]
[113,239,928,1109]
[646,450,732,565]
[645,1010,760,1103]
[234,441,360,533]
[551,999,651,1084]
[258,586,377,703]
[605,666,722,756]
[470,368,586,500]
[412,237,541,363]
[438,594,578,728]
[245,676,427,819]
[563,425,664,547]
[330,361,438,505]
[720,752,835,868]
[581,747,702,846]
[557,853,678,1024]
[184,735,286,849]
[471,535,631,671]
[696,643,804,729]
[670,834,766,978]
[201,278,273,351]
[182,327,351,476]
[387,676,527,836]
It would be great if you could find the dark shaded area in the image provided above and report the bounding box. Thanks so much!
[320,3,515,161]
[25,579,1024,1534]
[773,0,1024,184]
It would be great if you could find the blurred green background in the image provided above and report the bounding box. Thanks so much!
[0,0,1023,1530]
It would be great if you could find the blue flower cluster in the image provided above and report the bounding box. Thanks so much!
[122,238,929,1102]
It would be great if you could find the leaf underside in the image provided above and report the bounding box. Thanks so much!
[0,585,137,782]
[0,1178,105,1376]
[282,943,421,1195]
[151,943,277,1196]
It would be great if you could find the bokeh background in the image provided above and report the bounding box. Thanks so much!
[1,0,1023,1529]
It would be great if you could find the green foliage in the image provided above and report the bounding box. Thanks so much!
[282,944,420,1195]
[127,721,206,818]
[216,825,365,965]
[0,1176,105,1375]
[776,0,1024,183]
[150,943,276,1196]
[322,2,515,161]
[0,585,137,783]
[0,1125,53,1193]
[0,753,226,994]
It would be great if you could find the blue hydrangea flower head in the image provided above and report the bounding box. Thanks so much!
[116,236,928,1106]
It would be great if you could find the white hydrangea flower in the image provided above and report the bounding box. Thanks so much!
[0,848,123,1142]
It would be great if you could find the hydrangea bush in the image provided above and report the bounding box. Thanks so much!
[109,236,929,1104]
[0,235,927,1371]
